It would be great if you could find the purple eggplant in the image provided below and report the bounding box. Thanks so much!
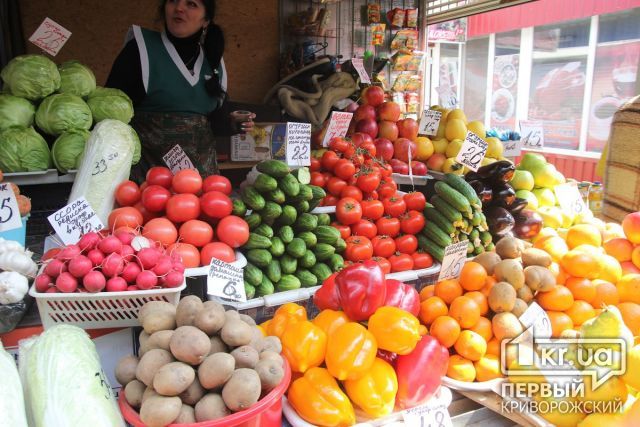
[486,206,515,237]
[508,197,529,215]
[491,183,517,207]
[513,209,543,239]
[475,161,516,183]
[469,180,493,206]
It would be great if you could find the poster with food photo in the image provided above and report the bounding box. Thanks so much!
[491,54,519,129]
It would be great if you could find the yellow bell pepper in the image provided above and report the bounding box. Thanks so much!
[343,357,398,418]
[267,303,307,338]
[325,322,377,380]
[368,306,424,355]
[281,320,327,373]
[312,309,350,336]
[288,367,356,427]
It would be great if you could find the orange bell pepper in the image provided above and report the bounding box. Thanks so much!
[312,309,350,336]
[267,303,307,338]
[368,306,425,355]
[325,322,377,380]
[281,320,327,373]
[288,367,356,427]
[343,357,398,418]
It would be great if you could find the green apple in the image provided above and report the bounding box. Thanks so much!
[518,152,547,172]
[532,187,556,207]
[533,163,559,188]
[510,170,535,191]
[516,189,539,210]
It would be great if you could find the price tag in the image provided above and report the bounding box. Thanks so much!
[502,139,523,157]
[322,112,353,147]
[351,58,371,84]
[419,110,442,137]
[285,122,311,167]
[520,120,544,150]
[554,183,589,217]
[163,144,195,174]
[437,241,468,282]
[0,183,22,233]
[519,302,552,339]
[455,131,488,172]
[28,18,71,56]
[207,258,246,302]
[403,402,452,427]
[48,197,104,245]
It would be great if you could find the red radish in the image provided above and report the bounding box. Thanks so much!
[45,287,58,293]
[172,262,185,273]
[105,276,127,292]
[56,272,78,293]
[128,285,139,291]
[78,232,101,251]
[102,253,124,277]
[35,274,52,292]
[131,235,151,251]
[121,262,142,283]
[83,271,106,293]
[57,244,81,261]
[44,259,67,278]
[68,255,93,278]
[138,247,160,269]
[120,245,135,261]
[115,230,135,246]
[87,249,105,267]
[98,236,123,254]
[135,270,158,290]
[152,256,172,276]
[163,271,184,288]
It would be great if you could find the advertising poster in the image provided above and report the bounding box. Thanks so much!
[427,19,467,43]
[491,54,519,129]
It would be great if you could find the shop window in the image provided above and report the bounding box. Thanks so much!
[462,37,489,122]
[437,43,461,108]
[492,30,521,129]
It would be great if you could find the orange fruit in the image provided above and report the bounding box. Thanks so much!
[621,261,640,275]
[547,262,568,285]
[617,274,640,304]
[617,302,640,335]
[449,296,481,328]
[564,300,596,326]
[546,311,574,338]
[536,285,574,311]
[632,246,640,269]
[481,276,497,297]
[419,285,435,301]
[459,262,487,291]
[591,280,619,307]
[486,337,500,357]
[465,291,489,316]
[430,315,460,348]
[566,224,602,249]
[561,250,602,279]
[474,354,502,382]
[469,316,493,342]
[435,279,463,304]
[603,238,634,262]
[419,296,448,325]
[599,254,623,283]
[564,277,596,303]
[454,330,487,362]
[447,355,476,382]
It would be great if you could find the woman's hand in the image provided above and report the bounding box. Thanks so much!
[230,110,256,134]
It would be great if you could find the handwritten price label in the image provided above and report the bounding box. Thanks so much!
[554,183,589,217]
[48,197,104,245]
[0,183,22,233]
[403,402,452,427]
[322,112,353,147]
[502,139,523,157]
[351,58,371,84]
[455,131,488,172]
[28,18,71,56]
[520,120,544,150]
[207,258,246,302]
[519,302,552,339]
[419,110,442,137]
[163,144,195,174]
[91,151,120,177]
[437,241,469,282]
[286,122,311,167]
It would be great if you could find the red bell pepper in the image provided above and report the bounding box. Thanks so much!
[376,349,397,367]
[313,272,340,311]
[383,279,420,316]
[395,335,449,409]
[335,260,386,321]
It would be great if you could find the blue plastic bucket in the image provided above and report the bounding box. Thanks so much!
[0,216,28,246]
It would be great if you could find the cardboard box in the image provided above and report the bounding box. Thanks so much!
[230,122,288,162]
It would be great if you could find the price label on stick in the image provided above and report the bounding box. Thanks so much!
[403,402,453,427]
[554,183,589,217]
[519,302,552,339]
[0,183,22,233]
[351,58,371,84]
[28,18,71,56]
[163,144,195,174]
[438,241,469,282]
[48,197,104,245]
[286,122,311,167]
[520,120,544,150]
[207,258,246,302]
[418,110,442,136]
[322,111,353,147]
[455,131,488,172]
[502,139,523,157]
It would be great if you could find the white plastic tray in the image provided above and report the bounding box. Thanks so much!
[442,376,505,393]
[391,173,432,186]
[184,251,247,277]
[4,169,60,185]
[386,263,440,282]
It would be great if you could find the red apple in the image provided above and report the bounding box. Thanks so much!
[389,159,409,175]
[377,101,401,122]
[397,118,419,140]
[354,105,377,122]
[393,138,417,163]
[344,101,359,112]
[346,119,356,137]
[352,132,373,147]
[355,119,378,139]
[311,123,328,148]
[361,86,385,107]
[426,153,446,171]
[410,161,428,176]
[374,138,394,161]
[377,120,399,141]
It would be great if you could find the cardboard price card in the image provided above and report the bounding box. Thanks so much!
[402,401,453,427]
[207,258,246,302]
[48,197,104,245]
[322,112,353,147]
[418,110,442,136]
[0,183,22,233]
[437,241,469,281]
[520,120,545,150]
[502,139,523,157]
[28,18,71,56]
[163,144,195,174]
[455,131,488,172]
[554,183,589,217]
[351,58,371,84]
[286,122,312,167]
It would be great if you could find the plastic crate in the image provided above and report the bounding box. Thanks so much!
[0,215,28,246]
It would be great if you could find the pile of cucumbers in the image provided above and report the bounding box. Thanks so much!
[418,173,494,262]
[236,160,345,299]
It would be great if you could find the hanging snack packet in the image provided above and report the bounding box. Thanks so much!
[371,23,386,46]
[388,8,406,28]
[405,8,419,28]
[367,4,381,24]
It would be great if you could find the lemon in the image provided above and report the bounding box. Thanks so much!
[445,119,467,141]
[445,139,463,158]
[467,120,486,137]
[432,138,448,154]
[580,374,628,413]
[415,137,434,161]
[447,108,467,124]
[485,137,504,158]
[622,345,640,391]
[577,413,624,427]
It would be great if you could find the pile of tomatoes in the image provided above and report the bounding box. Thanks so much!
[107,166,249,269]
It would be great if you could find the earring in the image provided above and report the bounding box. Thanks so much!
[199,26,208,45]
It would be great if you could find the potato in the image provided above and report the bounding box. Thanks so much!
[198,352,235,389]
[221,319,254,347]
[153,362,196,396]
[256,336,282,354]
[139,331,150,347]
[139,301,177,334]
[195,393,230,422]
[140,395,182,427]
[194,301,226,335]
[142,387,159,404]
[260,351,284,364]
[473,252,502,275]
[124,379,146,409]
[136,349,174,387]
[225,310,240,322]
[115,354,139,386]
[222,368,261,412]
[180,377,205,406]
[495,236,524,259]
[524,266,556,292]
[511,298,528,317]
[255,359,284,392]
[240,314,257,326]
[231,345,259,369]
[140,330,174,356]
[209,336,228,355]
[516,285,534,303]
[492,312,524,341]
[494,259,525,290]
[176,295,204,327]
[170,326,211,365]
[174,404,196,424]
[521,248,552,268]
[488,281,517,313]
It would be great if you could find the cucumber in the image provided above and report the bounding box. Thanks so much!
[266,188,286,204]
[278,174,301,197]
[246,249,272,268]
[314,243,335,261]
[253,224,274,239]
[269,236,285,257]
[299,250,317,268]
[315,225,340,245]
[254,173,278,193]
[297,269,318,288]
[292,167,311,184]
[335,238,346,253]
[277,275,301,292]
[277,225,294,244]
[280,254,297,274]
[473,245,485,255]
[292,200,310,213]
[241,186,266,211]
[486,242,495,251]
[293,185,314,202]
[265,260,282,283]
[232,199,247,217]
[256,275,275,296]
[424,206,455,235]
[328,254,344,272]
[294,213,318,232]
[297,231,317,248]
[423,222,453,247]
[286,238,307,258]
[311,263,333,281]
[257,160,290,178]
[245,212,262,230]
[444,173,482,208]
[316,213,331,226]
[434,181,471,213]
[277,205,298,226]
[431,195,463,223]
[243,262,263,287]
[244,282,256,300]
[260,201,282,222]
[243,233,272,250]
[309,185,326,201]
[417,235,445,262]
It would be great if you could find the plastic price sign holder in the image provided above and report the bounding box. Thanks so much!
[352,58,371,84]
[554,182,588,218]
[47,197,104,245]
[437,241,469,282]
[520,120,544,150]
[418,110,442,137]
[321,112,353,147]
[455,131,488,172]
[207,258,246,302]
[402,399,453,427]
[286,122,312,167]
[163,144,195,174]
[0,183,22,232]
[28,18,71,56]
[502,139,523,158]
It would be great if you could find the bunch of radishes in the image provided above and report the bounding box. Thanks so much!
[34,231,185,294]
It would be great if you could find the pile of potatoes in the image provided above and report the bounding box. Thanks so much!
[114,296,285,427]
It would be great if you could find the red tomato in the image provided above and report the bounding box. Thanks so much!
[350,219,377,239]
[356,170,381,193]
[389,253,414,272]
[343,144,356,159]
[329,137,350,153]
[378,182,397,199]
[142,218,178,246]
[403,192,426,211]
[322,195,339,206]
[166,193,201,223]
[310,171,328,188]
[115,180,141,206]
[141,185,171,212]
[334,159,356,181]
[340,185,363,202]
[310,157,321,172]
[331,222,351,239]
[360,141,377,158]
[412,252,434,270]
[172,169,203,194]
[376,217,401,238]
[321,150,340,172]
[382,196,407,218]
[201,242,235,265]
[133,202,161,224]
[395,234,418,254]
[336,197,362,225]
[361,199,384,220]
[364,190,379,201]
[167,242,200,268]
[371,235,397,258]
[200,191,232,219]
[179,220,213,247]
[378,163,393,178]
[216,216,250,248]
[400,211,426,235]
[345,236,374,262]
[139,181,149,193]
[108,207,143,231]
[202,175,232,195]
[347,175,358,186]
[372,256,391,275]
[146,166,173,188]
[326,177,347,197]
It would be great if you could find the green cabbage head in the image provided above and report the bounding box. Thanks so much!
[35,93,92,136]
[0,127,52,172]
[0,94,35,130]
[52,129,90,173]
[0,54,60,101]
[58,61,96,98]
[87,87,133,123]
[130,126,141,165]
